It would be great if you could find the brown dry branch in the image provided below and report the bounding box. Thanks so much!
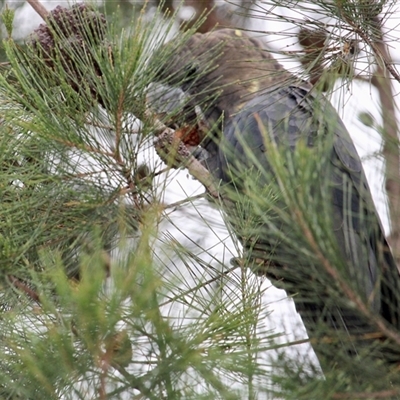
[146,108,219,198]
[154,128,219,199]
[367,20,400,268]
[7,275,40,303]
[27,0,49,20]
[332,5,400,266]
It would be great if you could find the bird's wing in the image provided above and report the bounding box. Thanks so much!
[213,85,400,335]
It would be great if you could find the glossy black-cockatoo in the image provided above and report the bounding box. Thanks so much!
[151,29,400,373]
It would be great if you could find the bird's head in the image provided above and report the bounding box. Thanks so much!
[152,29,294,129]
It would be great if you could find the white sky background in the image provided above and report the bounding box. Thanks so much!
[9,1,400,398]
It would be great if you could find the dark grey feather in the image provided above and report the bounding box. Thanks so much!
[152,28,400,370]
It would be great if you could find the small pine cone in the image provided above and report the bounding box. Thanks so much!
[48,4,106,44]
[30,22,54,62]
[30,3,106,60]
[28,3,109,107]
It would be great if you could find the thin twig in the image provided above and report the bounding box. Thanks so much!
[366,18,400,267]
[146,107,218,195]
[154,128,219,198]
[54,137,115,158]
[111,91,141,208]
[7,275,40,303]
[144,108,172,136]
[158,263,238,308]
[147,108,219,199]
[114,91,124,160]
[161,193,207,210]
[26,0,49,21]
[340,12,400,84]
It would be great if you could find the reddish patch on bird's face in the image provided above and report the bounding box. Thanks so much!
[175,126,201,146]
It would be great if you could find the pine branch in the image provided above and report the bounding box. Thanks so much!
[338,10,400,84]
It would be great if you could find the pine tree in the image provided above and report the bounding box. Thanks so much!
[0,1,400,399]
